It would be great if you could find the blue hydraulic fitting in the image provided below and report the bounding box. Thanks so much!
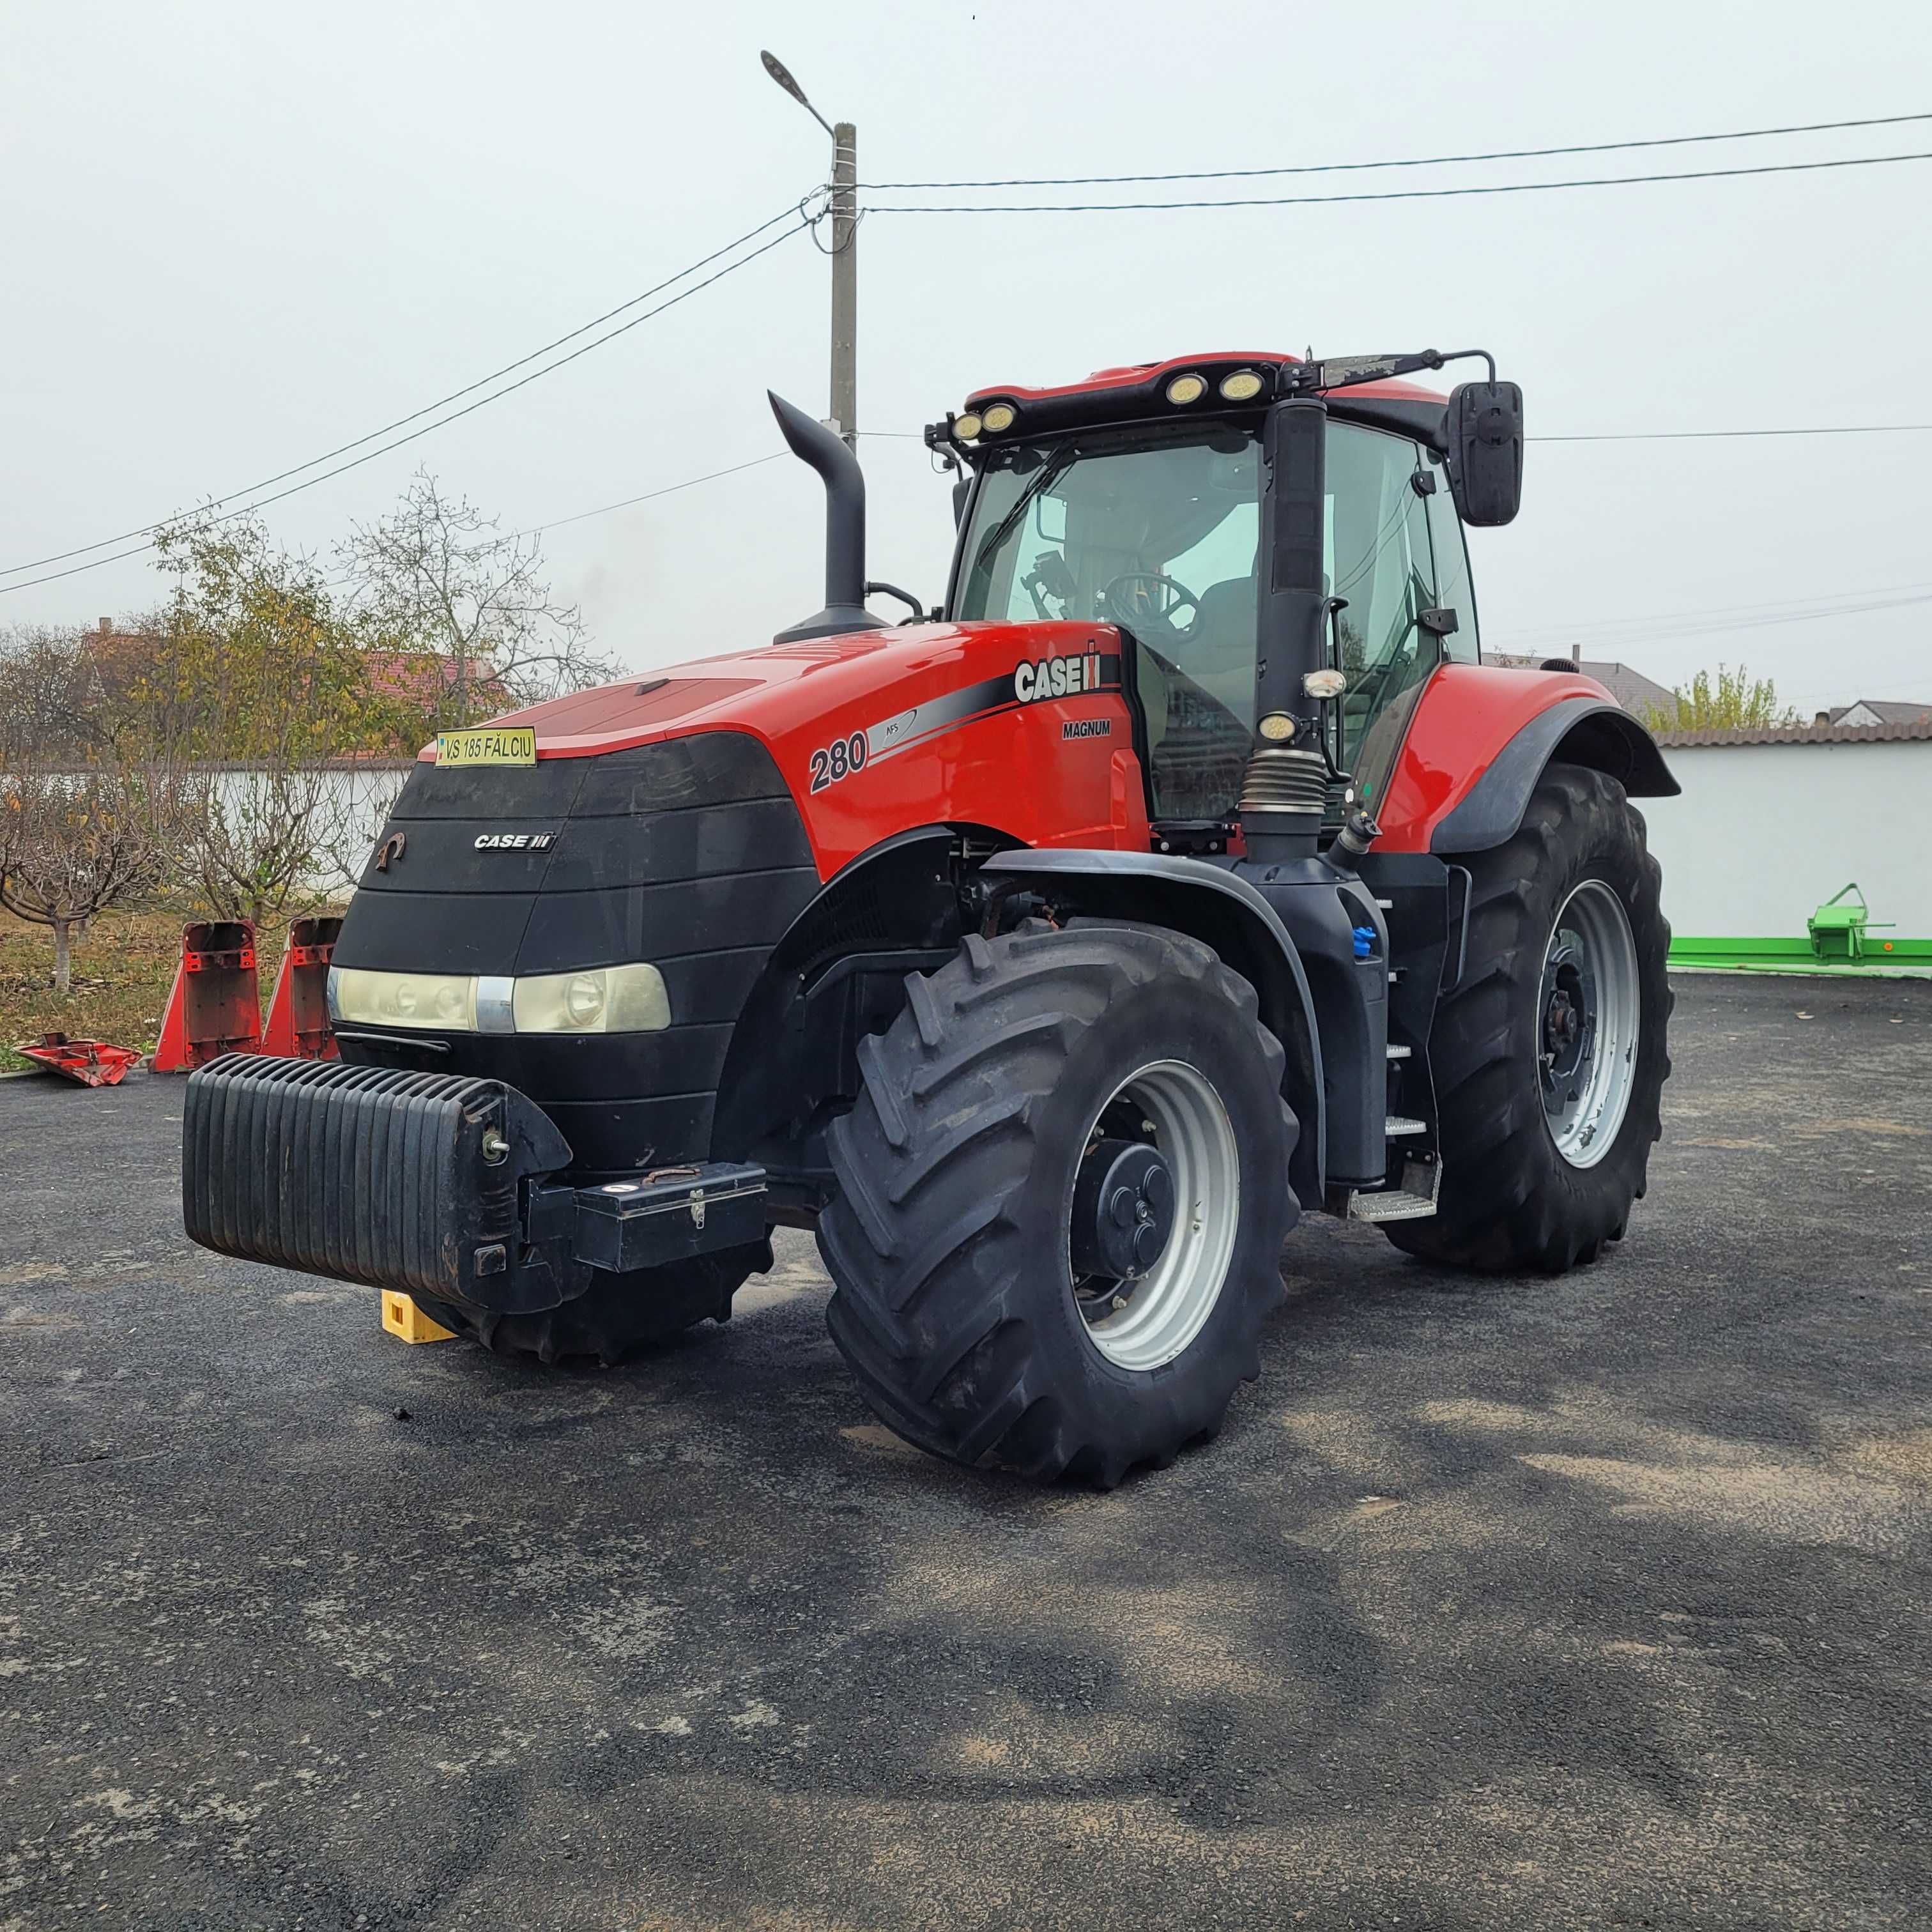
[1351,924,1376,960]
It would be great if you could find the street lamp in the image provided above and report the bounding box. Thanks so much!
[760,50,857,446]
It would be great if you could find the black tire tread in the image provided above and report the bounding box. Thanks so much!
[1387,763,1672,1273]
[412,1240,770,1368]
[818,919,1296,1484]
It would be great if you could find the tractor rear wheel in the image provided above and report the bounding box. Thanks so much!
[410,1239,770,1367]
[1386,762,1671,1273]
[818,920,1298,1486]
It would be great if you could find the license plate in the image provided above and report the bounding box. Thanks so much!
[436,727,536,767]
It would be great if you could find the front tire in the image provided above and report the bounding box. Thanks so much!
[818,920,1298,1486]
[1386,762,1671,1273]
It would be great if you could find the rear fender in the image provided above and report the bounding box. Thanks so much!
[979,848,1327,1202]
[1374,666,1680,856]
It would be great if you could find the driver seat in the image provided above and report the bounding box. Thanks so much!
[1179,574,1256,670]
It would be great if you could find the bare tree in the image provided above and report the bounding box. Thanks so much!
[130,512,400,924]
[0,762,181,994]
[176,765,339,928]
[0,627,181,992]
[339,470,618,732]
[304,764,412,902]
[0,624,108,765]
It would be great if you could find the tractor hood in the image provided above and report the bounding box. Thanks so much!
[455,625,946,763]
[404,615,1146,879]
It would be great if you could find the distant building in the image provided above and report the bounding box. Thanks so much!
[358,650,511,718]
[1640,716,1931,959]
[80,618,507,737]
[1485,643,1679,723]
[1827,698,1932,728]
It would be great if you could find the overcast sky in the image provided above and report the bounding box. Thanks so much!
[4,1,1930,714]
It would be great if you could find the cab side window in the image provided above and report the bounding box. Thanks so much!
[1422,450,1480,662]
[1324,422,1437,771]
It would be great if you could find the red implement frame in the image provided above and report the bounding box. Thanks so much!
[16,1033,142,1087]
[261,915,342,1061]
[152,920,261,1073]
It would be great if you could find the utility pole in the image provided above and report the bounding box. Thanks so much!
[761,51,857,447]
[829,121,857,447]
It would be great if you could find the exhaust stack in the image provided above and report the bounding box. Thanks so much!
[769,391,889,644]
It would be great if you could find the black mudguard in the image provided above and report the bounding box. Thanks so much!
[977,847,1329,1202]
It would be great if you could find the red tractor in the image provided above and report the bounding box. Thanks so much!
[184,348,1675,1485]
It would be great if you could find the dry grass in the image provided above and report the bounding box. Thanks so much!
[0,905,332,1073]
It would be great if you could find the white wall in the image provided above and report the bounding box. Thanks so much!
[203,765,411,898]
[1639,741,1932,939]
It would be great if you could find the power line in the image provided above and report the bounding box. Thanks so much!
[319,450,792,590]
[882,421,1932,445]
[866,148,1932,214]
[1498,581,1932,650]
[859,110,1932,190]
[0,220,811,599]
[0,203,813,585]
[508,453,787,541]
[1546,578,1932,629]
[1533,423,1932,443]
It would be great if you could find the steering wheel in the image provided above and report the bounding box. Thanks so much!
[1101,571,1200,641]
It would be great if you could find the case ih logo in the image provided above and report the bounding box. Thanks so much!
[473,832,556,850]
[1013,652,1105,705]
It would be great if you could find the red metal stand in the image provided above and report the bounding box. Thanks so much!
[152,920,261,1073]
[261,915,342,1060]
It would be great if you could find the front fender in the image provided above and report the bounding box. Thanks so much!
[979,848,1327,1202]
[1374,666,1679,855]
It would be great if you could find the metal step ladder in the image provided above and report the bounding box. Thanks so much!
[1346,1156,1441,1223]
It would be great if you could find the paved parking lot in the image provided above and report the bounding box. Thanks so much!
[3,972,1929,1930]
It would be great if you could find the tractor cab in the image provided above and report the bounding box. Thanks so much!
[933,351,1501,839]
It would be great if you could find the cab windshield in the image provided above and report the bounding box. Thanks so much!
[954,425,1261,819]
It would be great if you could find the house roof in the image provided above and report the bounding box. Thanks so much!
[81,627,500,714]
[1652,719,1932,747]
[362,650,510,712]
[1486,653,1679,719]
[1828,698,1932,726]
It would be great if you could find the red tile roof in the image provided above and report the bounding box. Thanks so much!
[1652,720,1932,746]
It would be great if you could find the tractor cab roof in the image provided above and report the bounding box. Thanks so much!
[944,350,1450,456]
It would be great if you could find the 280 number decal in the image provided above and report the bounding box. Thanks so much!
[808,730,870,793]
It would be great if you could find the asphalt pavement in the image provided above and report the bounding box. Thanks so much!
[3,972,1929,1930]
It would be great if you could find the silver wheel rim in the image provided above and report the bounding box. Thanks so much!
[1540,878,1641,1169]
[1070,1059,1241,1371]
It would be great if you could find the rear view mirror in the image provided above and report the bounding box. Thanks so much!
[1446,380,1524,526]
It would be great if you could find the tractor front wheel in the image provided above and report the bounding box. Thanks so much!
[1386,762,1671,1273]
[818,920,1299,1486]
[410,1240,771,1367]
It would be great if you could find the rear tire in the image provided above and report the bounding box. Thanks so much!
[818,920,1298,1486]
[411,1239,771,1367]
[1386,762,1671,1273]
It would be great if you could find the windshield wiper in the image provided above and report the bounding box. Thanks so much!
[974,445,1078,575]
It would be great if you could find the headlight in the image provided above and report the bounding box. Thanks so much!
[953,411,984,441]
[511,963,671,1034]
[326,963,672,1034]
[330,967,478,1032]
[1219,369,1264,402]
[1165,373,1207,405]
[979,401,1016,433]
